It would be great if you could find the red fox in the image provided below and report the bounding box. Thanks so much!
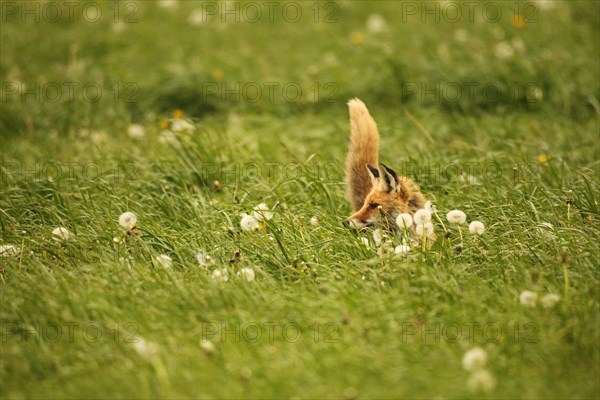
[344,98,428,230]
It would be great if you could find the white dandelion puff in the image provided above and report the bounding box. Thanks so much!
[415,223,435,238]
[171,119,195,133]
[469,221,485,235]
[52,227,72,241]
[494,41,514,60]
[366,14,387,33]
[394,244,411,255]
[127,124,145,139]
[238,267,256,282]
[196,251,214,267]
[413,209,432,225]
[467,369,496,392]
[462,347,488,371]
[251,203,273,221]
[446,210,467,224]
[212,268,229,282]
[240,213,259,231]
[396,213,413,229]
[118,212,137,229]
[519,290,537,307]
[310,216,319,226]
[132,337,158,360]
[541,293,561,308]
[424,200,436,214]
[155,254,172,269]
[372,229,383,246]
[0,244,19,257]
[200,339,215,354]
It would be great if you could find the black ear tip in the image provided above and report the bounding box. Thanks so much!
[365,164,380,178]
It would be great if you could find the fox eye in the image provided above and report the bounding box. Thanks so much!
[369,203,379,210]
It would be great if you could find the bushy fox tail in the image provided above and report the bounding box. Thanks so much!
[345,98,380,211]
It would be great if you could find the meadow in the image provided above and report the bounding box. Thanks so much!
[1,0,599,398]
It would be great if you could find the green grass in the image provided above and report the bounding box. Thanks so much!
[1,0,599,398]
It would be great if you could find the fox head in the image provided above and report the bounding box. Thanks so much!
[344,163,416,230]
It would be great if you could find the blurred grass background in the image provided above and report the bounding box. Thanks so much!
[1,0,599,398]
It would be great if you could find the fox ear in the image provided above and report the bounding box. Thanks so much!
[365,164,380,186]
[378,163,399,194]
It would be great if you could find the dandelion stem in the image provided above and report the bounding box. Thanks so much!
[433,210,447,232]
[567,202,571,227]
[457,224,464,246]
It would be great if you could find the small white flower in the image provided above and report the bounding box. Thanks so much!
[372,229,383,246]
[446,210,467,224]
[238,267,255,282]
[171,119,195,133]
[519,290,538,307]
[310,216,319,226]
[413,209,432,225]
[127,124,145,139]
[396,213,413,229]
[462,347,488,371]
[469,221,485,235]
[415,223,435,238]
[252,203,273,221]
[155,254,172,269]
[196,251,214,267]
[366,14,387,33]
[212,268,229,282]
[541,293,561,308]
[200,339,215,354]
[394,244,411,255]
[0,244,19,257]
[467,369,496,392]
[494,41,515,60]
[132,337,158,360]
[52,227,72,241]
[118,212,137,229]
[240,213,259,231]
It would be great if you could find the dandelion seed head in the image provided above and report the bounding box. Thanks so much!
[462,347,488,371]
[424,200,436,213]
[240,213,259,231]
[366,14,387,33]
[467,369,495,392]
[239,267,256,282]
[196,252,214,267]
[519,290,537,307]
[446,210,467,224]
[171,119,195,133]
[52,227,72,241]
[394,244,411,255]
[155,254,172,269]
[212,268,229,282]
[310,216,319,226]
[132,337,158,360]
[396,213,413,229]
[118,212,137,229]
[494,41,514,60]
[469,221,485,235]
[413,209,432,225]
[0,244,19,257]
[200,339,215,354]
[541,293,561,308]
[127,124,145,139]
[415,222,435,238]
[252,203,273,221]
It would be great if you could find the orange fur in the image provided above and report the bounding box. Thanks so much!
[344,99,428,230]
